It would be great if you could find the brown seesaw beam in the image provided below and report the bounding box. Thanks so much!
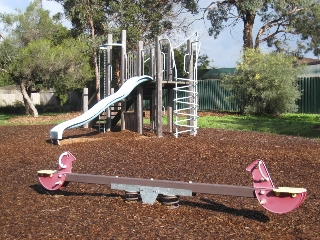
[37,151,307,214]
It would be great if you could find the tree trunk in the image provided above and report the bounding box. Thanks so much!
[20,81,38,117]
[93,49,100,102]
[88,13,100,102]
[242,12,256,49]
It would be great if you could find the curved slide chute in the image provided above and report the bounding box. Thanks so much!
[50,75,154,140]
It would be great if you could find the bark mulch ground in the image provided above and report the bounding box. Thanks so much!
[0,115,319,239]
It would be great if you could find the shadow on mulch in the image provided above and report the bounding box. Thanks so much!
[45,129,101,144]
[29,184,120,198]
[180,198,270,223]
[30,184,269,223]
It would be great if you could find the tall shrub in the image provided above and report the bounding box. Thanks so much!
[221,49,304,115]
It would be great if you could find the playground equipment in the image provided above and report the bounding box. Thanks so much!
[49,30,200,142]
[37,151,307,214]
[50,75,154,143]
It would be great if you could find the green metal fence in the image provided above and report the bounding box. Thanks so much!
[296,77,320,113]
[196,77,320,114]
[143,77,320,114]
[198,79,239,112]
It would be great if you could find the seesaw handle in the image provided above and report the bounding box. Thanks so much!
[37,151,76,190]
[246,159,307,214]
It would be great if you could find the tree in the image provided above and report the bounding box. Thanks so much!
[0,0,92,116]
[197,54,214,69]
[13,38,92,104]
[55,0,199,99]
[221,49,304,115]
[107,0,198,49]
[54,0,109,101]
[202,0,320,56]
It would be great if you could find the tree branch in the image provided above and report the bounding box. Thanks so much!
[187,1,228,27]
[254,6,306,48]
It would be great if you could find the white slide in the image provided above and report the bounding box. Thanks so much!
[50,75,154,140]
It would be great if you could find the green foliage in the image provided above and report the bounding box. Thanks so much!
[197,54,214,69]
[56,0,199,51]
[0,73,14,87]
[0,0,93,108]
[221,49,304,115]
[51,38,93,105]
[55,0,108,36]
[173,46,188,78]
[108,0,198,50]
[12,38,92,105]
[207,2,231,39]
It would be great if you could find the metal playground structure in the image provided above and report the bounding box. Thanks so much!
[97,30,200,138]
[50,30,200,142]
[38,151,307,214]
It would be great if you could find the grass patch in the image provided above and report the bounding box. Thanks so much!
[198,113,320,139]
[0,112,79,126]
[0,114,17,125]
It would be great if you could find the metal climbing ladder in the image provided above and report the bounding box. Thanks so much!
[173,33,200,137]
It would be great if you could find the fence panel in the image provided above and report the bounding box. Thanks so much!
[197,77,320,114]
[198,79,239,112]
[296,77,320,113]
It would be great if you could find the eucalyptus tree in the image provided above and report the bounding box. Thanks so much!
[202,0,320,56]
[54,0,199,99]
[107,0,199,50]
[54,0,109,101]
[0,0,92,116]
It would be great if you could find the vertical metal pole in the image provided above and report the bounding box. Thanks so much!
[121,30,126,131]
[167,44,173,132]
[193,41,198,136]
[167,44,172,82]
[151,90,155,131]
[83,88,88,128]
[149,48,155,131]
[187,39,195,136]
[167,89,173,132]
[106,34,112,131]
[156,36,163,137]
[137,41,144,134]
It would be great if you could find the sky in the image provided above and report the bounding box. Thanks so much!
[1,0,317,68]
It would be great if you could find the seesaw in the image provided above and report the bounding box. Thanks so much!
[37,151,307,214]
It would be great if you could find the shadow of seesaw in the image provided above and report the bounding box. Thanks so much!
[30,184,269,222]
[179,197,269,223]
